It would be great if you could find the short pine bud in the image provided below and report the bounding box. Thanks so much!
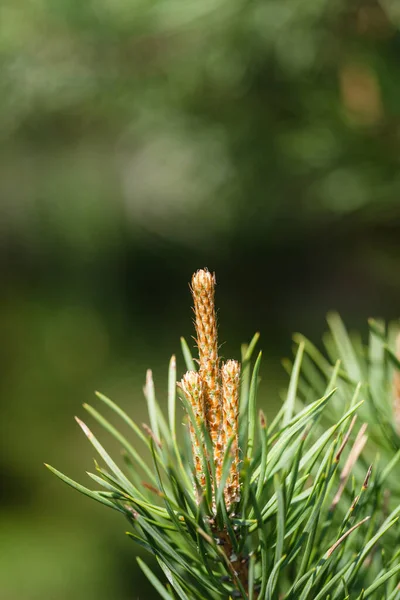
[393,333,400,435]
[220,359,241,508]
[180,371,208,493]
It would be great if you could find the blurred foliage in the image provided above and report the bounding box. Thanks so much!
[1,0,400,598]
[2,0,400,252]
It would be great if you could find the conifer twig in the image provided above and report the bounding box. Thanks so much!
[47,272,400,600]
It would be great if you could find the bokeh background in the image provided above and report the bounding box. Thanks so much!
[2,0,400,598]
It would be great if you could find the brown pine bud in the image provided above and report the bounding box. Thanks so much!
[190,269,221,456]
[393,333,400,435]
[220,359,241,509]
[179,371,207,493]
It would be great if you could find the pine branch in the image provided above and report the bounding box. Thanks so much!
[46,271,400,599]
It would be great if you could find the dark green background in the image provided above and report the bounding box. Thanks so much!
[1,0,400,598]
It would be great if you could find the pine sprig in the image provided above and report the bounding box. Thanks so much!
[46,273,400,599]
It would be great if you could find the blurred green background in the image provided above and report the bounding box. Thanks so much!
[1,0,400,598]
